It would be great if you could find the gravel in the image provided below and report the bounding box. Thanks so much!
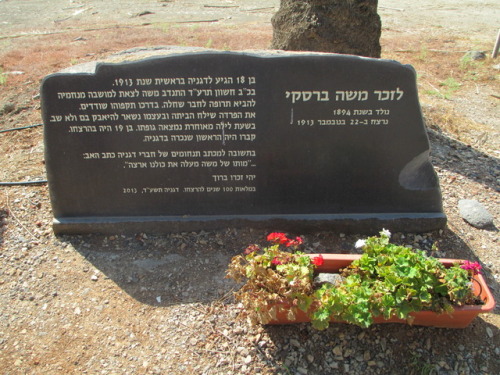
[0,1,499,374]
[0,188,498,374]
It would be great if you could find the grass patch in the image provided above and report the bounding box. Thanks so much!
[0,68,6,85]
[460,55,498,82]
[418,44,428,62]
[154,22,172,33]
[440,77,461,90]
[408,354,436,375]
[422,103,490,146]
[427,77,462,99]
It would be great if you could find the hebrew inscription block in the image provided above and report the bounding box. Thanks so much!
[41,48,445,234]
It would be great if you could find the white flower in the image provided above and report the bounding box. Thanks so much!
[381,228,391,238]
[355,239,366,249]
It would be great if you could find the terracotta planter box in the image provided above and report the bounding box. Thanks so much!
[267,254,495,328]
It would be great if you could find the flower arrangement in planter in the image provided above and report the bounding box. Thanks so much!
[226,230,495,329]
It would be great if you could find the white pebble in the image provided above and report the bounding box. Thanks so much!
[486,327,493,338]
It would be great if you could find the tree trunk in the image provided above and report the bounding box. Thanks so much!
[271,0,381,58]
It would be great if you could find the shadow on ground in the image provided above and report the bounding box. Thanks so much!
[62,224,499,312]
[428,128,500,194]
[61,228,257,306]
[61,211,499,374]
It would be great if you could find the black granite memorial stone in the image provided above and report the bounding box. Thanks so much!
[41,48,446,234]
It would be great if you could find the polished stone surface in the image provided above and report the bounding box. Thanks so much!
[41,48,445,233]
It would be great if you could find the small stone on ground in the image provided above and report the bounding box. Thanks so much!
[458,199,494,229]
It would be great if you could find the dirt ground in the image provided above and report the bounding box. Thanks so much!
[0,1,499,374]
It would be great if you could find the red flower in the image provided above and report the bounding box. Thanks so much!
[312,255,324,266]
[285,236,303,248]
[267,232,288,245]
[271,257,284,265]
[460,260,482,275]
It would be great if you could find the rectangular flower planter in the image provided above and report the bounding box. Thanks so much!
[267,254,495,328]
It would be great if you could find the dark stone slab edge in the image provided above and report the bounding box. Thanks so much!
[53,213,447,235]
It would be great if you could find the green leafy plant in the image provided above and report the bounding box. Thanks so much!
[226,230,482,330]
[311,230,479,329]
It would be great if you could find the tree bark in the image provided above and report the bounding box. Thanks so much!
[271,0,381,58]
